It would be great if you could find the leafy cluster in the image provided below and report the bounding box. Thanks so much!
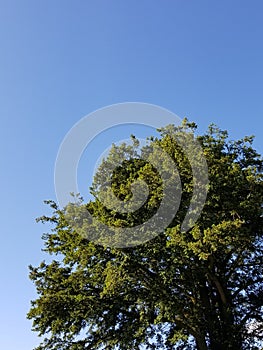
[28,121,263,350]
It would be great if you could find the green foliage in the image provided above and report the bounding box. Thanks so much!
[28,121,263,350]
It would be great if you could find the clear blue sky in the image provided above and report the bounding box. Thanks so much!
[1,1,263,349]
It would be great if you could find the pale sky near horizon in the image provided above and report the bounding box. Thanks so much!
[1,1,263,349]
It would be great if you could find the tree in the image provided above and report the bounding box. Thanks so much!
[28,120,263,350]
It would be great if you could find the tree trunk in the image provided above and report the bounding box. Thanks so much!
[195,334,208,350]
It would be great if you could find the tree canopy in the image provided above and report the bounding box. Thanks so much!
[28,120,263,350]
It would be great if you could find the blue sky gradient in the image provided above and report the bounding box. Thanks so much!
[1,1,263,349]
